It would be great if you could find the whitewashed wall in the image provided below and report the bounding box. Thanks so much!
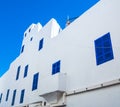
[0,0,120,107]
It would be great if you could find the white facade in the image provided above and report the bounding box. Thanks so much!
[0,0,120,107]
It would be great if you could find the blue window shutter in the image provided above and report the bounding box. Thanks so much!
[94,32,114,65]
[39,38,44,51]
[20,89,25,103]
[16,66,21,80]
[6,89,10,101]
[32,73,39,91]
[21,45,25,53]
[24,65,29,78]
[0,93,3,103]
[11,90,16,106]
[52,60,61,75]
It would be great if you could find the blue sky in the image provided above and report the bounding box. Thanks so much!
[0,0,99,77]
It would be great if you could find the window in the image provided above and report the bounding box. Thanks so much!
[29,28,31,32]
[11,90,16,106]
[20,89,25,104]
[30,37,33,41]
[6,89,10,101]
[94,32,114,65]
[52,60,61,75]
[21,45,24,53]
[38,38,44,51]
[25,33,27,37]
[24,65,29,78]
[0,93,3,103]
[16,66,21,80]
[32,73,39,91]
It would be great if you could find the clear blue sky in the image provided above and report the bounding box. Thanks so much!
[0,0,99,77]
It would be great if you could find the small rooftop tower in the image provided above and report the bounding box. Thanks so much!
[66,16,71,27]
[66,16,78,27]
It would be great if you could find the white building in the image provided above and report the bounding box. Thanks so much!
[0,0,120,107]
